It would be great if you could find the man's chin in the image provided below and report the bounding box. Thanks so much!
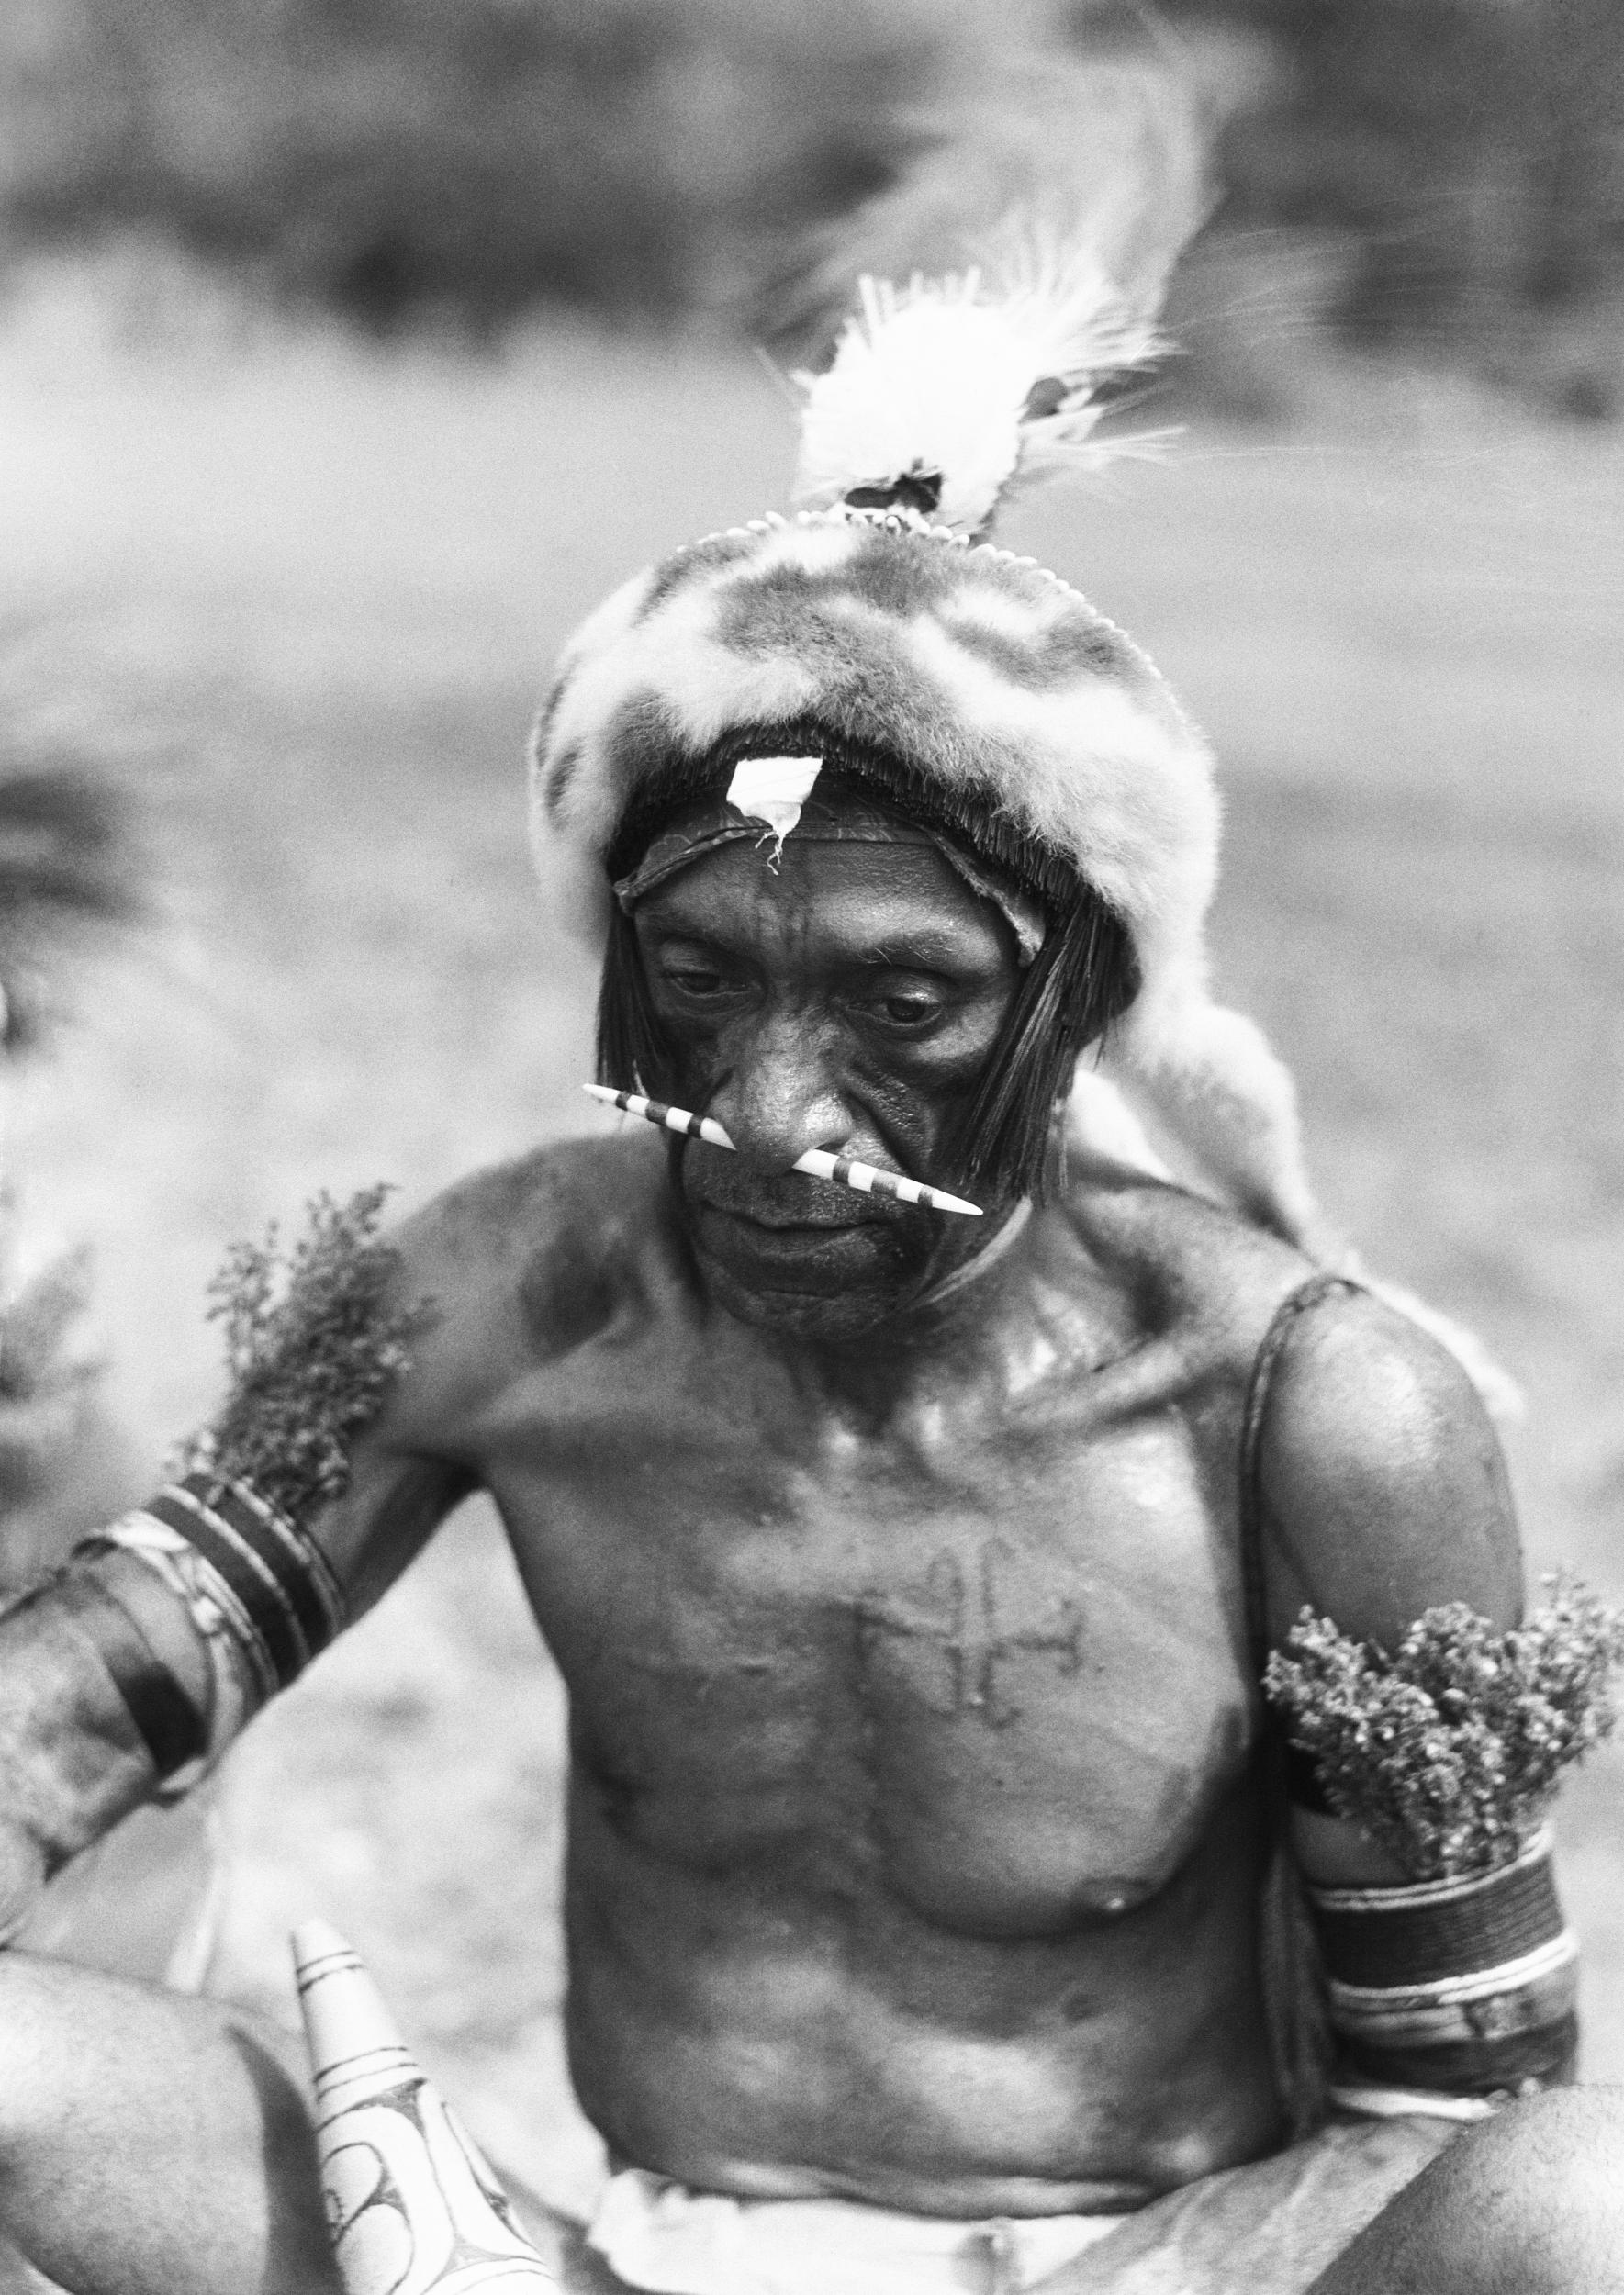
[701,1265,902,1339]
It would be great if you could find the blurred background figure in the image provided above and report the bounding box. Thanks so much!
[0,759,137,1582]
[0,0,1619,2230]
[0,752,218,2009]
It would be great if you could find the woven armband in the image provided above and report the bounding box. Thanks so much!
[76,1472,347,1786]
[1309,1830,1577,2096]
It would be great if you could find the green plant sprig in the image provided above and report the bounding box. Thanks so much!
[1265,1577,1624,1880]
[178,1185,424,1521]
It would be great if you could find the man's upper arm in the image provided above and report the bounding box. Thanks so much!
[69,1175,510,1720]
[297,1186,495,1620]
[1258,1286,1522,1653]
[303,1151,601,1617]
[1255,1287,1524,1885]
[1253,1289,1584,2095]
[0,1147,635,1905]
[306,1138,658,1617]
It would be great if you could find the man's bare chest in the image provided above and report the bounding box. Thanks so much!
[485,1339,1258,1934]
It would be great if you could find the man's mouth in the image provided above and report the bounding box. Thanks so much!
[692,1199,895,1247]
[685,1161,913,1235]
[684,1181,917,1285]
[687,1213,910,1317]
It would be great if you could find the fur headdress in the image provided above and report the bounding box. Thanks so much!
[531,508,1335,1243]
[528,67,1514,1411]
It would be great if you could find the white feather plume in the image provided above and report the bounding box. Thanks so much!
[794,234,1170,535]
[787,28,1211,536]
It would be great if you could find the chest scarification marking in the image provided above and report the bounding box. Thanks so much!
[856,1536,1084,1730]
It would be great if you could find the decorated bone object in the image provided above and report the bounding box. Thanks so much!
[294,1920,556,2292]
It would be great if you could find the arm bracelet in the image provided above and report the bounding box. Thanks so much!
[1307,1828,1577,2099]
[73,1471,347,1794]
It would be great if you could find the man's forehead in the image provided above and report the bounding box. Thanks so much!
[622,779,942,892]
[615,766,1047,965]
[634,834,1010,955]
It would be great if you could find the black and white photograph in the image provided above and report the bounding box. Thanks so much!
[2,1,1622,2287]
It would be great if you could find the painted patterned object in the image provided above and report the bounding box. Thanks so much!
[294,1920,556,2293]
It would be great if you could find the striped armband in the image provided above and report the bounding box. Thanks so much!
[1309,1829,1578,2099]
[76,1472,346,1791]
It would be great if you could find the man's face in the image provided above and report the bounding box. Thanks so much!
[633,834,1025,1340]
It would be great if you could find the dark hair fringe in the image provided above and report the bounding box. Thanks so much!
[598,717,1141,1199]
[948,895,1136,1202]
[596,901,676,1099]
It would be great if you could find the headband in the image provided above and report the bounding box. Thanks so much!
[611,755,1048,968]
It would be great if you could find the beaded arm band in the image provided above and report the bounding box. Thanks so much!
[1307,1830,1577,2102]
[72,1472,347,1794]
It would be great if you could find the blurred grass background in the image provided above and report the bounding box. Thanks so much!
[2,0,1622,2214]
[4,0,1623,409]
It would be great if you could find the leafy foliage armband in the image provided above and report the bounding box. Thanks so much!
[66,1187,425,1786]
[1265,1583,1623,2099]
[1265,1582,1624,1883]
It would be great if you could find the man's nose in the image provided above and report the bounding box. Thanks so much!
[710,1014,853,1172]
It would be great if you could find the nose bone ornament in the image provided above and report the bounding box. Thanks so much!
[582,1086,983,1217]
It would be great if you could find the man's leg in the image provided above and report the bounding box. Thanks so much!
[0,1952,340,2295]
[1309,2088,1624,2295]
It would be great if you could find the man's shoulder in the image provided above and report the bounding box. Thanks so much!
[1056,1164,1522,1637]
[391,1131,687,1373]
[400,1129,672,1245]
[1252,1269,1523,1643]
[1055,1160,1308,1381]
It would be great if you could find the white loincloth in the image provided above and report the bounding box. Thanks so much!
[586,2168,1125,2295]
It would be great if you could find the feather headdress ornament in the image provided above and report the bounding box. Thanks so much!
[781,18,1207,532]
[794,237,1170,537]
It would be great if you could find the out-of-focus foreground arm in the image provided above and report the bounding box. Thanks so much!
[0,1183,484,1942]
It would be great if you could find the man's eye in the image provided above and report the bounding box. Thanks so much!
[868,990,943,1029]
[663,967,734,1000]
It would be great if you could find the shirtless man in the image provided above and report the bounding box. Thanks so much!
[0,266,1619,2283]
[0,770,1618,2294]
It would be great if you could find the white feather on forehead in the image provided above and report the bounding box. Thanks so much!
[724,755,823,852]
